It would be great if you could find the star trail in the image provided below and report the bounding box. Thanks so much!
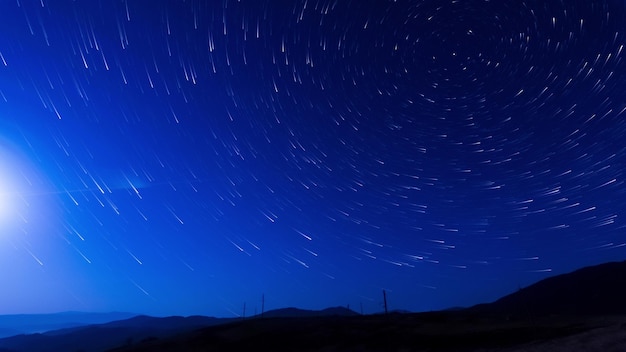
[0,0,625,317]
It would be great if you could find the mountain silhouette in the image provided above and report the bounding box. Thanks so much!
[0,307,357,352]
[111,260,626,351]
[472,260,626,316]
[0,312,135,339]
[0,315,225,352]
[260,306,358,318]
[2,261,626,351]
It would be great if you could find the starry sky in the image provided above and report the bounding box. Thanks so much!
[0,0,625,317]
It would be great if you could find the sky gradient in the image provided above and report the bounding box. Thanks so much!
[0,0,625,317]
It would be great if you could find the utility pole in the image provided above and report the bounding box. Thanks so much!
[243,302,246,319]
[261,294,265,318]
[383,290,388,315]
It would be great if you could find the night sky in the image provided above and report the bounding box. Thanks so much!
[1,0,626,317]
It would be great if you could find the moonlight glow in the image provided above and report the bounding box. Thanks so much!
[0,149,19,228]
[0,187,11,224]
[0,141,53,234]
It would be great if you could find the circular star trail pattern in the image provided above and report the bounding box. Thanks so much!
[0,0,625,316]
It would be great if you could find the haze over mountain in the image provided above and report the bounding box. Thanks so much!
[0,312,135,339]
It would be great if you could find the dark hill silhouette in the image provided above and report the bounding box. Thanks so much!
[111,260,626,351]
[0,312,135,339]
[471,260,626,317]
[111,311,607,352]
[4,261,626,351]
[0,307,357,352]
[0,315,225,352]
[40,314,225,338]
[260,306,358,318]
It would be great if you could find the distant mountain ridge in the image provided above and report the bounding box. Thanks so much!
[471,260,626,316]
[0,312,135,339]
[0,307,358,352]
[0,314,225,352]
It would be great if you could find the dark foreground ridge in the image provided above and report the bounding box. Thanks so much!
[110,313,626,352]
[470,260,626,316]
[1,260,626,352]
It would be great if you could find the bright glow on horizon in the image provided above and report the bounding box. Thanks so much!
[0,150,20,228]
[0,140,52,232]
[0,190,11,225]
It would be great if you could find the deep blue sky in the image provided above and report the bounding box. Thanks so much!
[0,0,625,317]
